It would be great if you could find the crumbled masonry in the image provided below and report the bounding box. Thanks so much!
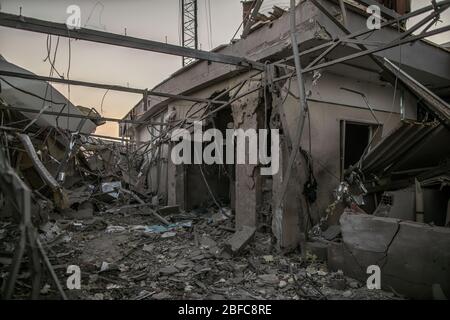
[0,211,401,300]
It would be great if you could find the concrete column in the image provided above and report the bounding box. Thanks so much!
[167,143,186,209]
[231,82,263,230]
[272,137,306,251]
[270,78,310,251]
[167,143,177,206]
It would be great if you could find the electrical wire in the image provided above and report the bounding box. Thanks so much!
[178,0,182,46]
[130,71,263,157]
[84,1,106,30]
[100,89,109,115]
[43,35,63,79]
[207,0,213,49]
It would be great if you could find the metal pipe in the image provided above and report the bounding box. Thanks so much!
[276,0,450,65]
[338,0,348,27]
[0,12,263,70]
[242,0,264,38]
[272,25,450,84]
[0,70,227,104]
[0,104,170,126]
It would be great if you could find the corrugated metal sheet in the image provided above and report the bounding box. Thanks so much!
[362,120,450,176]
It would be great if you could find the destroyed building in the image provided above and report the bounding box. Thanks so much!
[119,0,450,299]
[0,0,450,301]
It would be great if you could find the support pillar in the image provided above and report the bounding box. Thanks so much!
[231,82,263,229]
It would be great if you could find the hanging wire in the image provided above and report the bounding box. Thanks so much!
[100,89,110,115]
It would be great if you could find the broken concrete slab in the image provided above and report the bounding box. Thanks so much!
[340,213,401,253]
[224,225,256,255]
[322,225,341,241]
[305,241,329,262]
[157,205,180,216]
[335,213,450,299]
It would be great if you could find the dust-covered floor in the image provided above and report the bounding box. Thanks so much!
[0,208,402,300]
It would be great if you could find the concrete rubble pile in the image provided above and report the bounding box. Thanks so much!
[0,128,147,225]
[0,123,398,300]
[0,204,399,300]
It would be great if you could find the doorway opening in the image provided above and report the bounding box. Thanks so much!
[340,121,381,178]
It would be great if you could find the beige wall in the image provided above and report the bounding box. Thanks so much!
[134,68,418,225]
[281,71,417,221]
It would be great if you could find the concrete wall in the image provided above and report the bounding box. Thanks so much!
[280,71,417,222]
[136,72,259,208]
[137,66,420,251]
[136,66,420,251]
[330,213,450,299]
[135,110,169,200]
[231,80,264,229]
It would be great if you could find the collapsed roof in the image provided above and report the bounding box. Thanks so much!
[0,55,98,134]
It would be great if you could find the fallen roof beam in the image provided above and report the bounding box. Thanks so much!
[16,133,61,192]
[0,70,226,104]
[0,12,264,70]
[80,132,134,142]
[0,104,170,126]
[277,0,450,65]
[0,122,138,142]
[242,0,264,38]
[303,25,450,73]
[338,0,349,28]
[274,24,450,82]
[383,58,450,127]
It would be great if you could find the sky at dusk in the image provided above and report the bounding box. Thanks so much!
[0,0,449,137]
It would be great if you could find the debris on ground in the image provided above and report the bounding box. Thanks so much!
[0,208,400,300]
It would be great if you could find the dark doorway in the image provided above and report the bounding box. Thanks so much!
[344,122,370,169]
[184,93,234,210]
[340,120,382,177]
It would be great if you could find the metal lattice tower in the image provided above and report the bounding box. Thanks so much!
[181,0,198,66]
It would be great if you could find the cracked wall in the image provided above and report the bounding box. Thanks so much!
[231,81,263,229]
[329,213,450,299]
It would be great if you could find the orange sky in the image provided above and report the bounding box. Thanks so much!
[0,0,245,137]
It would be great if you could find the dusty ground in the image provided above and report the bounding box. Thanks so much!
[0,208,402,300]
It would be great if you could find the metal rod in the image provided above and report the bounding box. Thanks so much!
[303,25,450,74]
[0,70,227,104]
[35,238,68,300]
[130,71,263,153]
[242,0,264,38]
[340,87,380,124]
[0,104,170,126]
[79,132,135,142]
[383,58,450,127]
[338,0,348,28]
[272,25,450,84]
[276,0,450,65]
[0,12,264,70]
[276,0,309,210]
